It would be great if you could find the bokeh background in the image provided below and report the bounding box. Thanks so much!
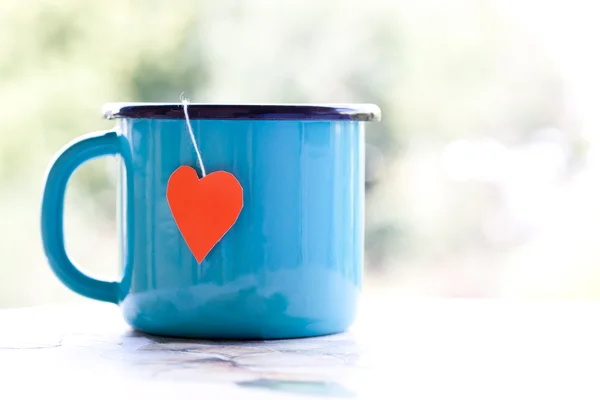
[1,0,600,308]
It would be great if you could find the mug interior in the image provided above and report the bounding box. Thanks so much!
[103,103,381,122]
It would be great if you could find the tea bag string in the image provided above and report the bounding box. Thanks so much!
[180,93,206,178]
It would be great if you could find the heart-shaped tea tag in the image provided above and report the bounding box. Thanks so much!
[166,165,243,264]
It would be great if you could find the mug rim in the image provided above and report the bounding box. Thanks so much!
[103,102,381,122]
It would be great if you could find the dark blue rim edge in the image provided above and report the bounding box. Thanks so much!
[103,103,381,121]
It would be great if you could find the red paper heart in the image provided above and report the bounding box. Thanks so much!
[166,166,243,263]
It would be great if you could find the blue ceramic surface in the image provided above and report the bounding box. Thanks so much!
[41,103,380,339]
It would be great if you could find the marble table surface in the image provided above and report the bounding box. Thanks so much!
[1,298,600,399]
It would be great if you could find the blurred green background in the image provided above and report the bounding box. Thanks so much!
[1,0,599,308]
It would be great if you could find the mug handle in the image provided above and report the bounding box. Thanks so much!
[41,130,130,304]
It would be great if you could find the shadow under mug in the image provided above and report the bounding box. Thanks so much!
[41,103,381,339]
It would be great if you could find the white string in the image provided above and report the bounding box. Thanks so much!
[180,93,206,177]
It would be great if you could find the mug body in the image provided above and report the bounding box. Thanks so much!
[117,117,365,339]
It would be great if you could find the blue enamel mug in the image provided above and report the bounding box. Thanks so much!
[41,103,381,339]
